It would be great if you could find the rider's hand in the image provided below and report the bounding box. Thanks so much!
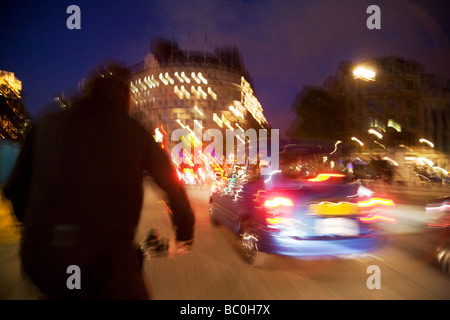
[168,239,193,258]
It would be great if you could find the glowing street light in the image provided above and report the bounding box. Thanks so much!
[368,129,383,139]
[353,66,376,81]
[374,141,386,149]
[419,138,434,148]
[330,140,342,155]
[351,137,364,146]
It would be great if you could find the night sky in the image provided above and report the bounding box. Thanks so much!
[1,0,449,136]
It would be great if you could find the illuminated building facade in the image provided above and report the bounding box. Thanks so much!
[0,71,22,94]
[324,57,450,151]
[0,70,30,142]
[129,38,269,156]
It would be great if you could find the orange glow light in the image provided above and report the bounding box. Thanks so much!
[266,217,283,225]
[357,198,395,207]
[307,173,346,182]
[264,197,293,207]
[360,214,396,224]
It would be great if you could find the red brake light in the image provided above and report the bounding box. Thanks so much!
[428,217,450,228]
[264,197,293,207]
[264,197,293,226]
[308,173,346,182]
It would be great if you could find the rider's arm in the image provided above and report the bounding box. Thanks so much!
[143,135,195,243]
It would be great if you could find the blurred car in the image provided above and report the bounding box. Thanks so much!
[426,196,450,274]
[209,144,396,266]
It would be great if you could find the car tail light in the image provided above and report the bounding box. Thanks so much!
[427,215,450,228]
[264,197,293,207]
[357,197,394,207]
[428,222,450,228]
[264,197,293,226]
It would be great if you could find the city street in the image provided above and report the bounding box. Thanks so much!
[1,178,449,300]
[2,0,449,305]
[139,179,450,300]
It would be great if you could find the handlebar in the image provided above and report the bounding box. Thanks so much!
[140,227,169,260]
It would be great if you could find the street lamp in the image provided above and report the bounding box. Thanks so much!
[353,66,376,81]
[351,137,364,146]
[374,141,386,149]
[368,129,383,139]
[419,138,434,148]
[330,140,342,155]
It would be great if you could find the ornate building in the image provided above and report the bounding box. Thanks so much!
[324,57,450,152]
[129,38,269,159]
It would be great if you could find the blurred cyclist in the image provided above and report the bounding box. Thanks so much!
[3,61,195,299]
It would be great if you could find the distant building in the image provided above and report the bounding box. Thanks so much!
[0,70,30,142]
[324,57,450,152]
[0,71,22,94]
[129,37,269,158]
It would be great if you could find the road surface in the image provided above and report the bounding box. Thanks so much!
[1,179,449,300]
[139,179,450,300]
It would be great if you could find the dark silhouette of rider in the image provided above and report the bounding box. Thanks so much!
[3,61,195,299]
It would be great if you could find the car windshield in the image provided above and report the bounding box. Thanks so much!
[278,145,344,180]
[281,153,336,179]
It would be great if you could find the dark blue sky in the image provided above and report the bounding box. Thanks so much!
[1,0,449,135]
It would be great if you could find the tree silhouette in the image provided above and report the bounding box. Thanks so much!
[288,86,339,141]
